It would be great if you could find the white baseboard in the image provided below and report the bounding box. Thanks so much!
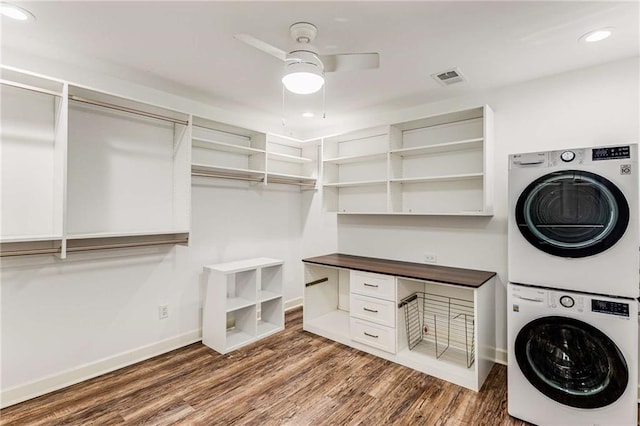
[284,297,303,311]
[494,348,508,365]
[1,329,202,409]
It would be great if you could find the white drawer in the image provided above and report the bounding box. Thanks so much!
[350,270,395,301]
[350,318,396,354]
[350,293,396,327]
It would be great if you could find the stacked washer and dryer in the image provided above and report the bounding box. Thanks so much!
[507,144,639,425]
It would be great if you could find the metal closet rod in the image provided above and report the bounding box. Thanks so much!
[0,247,61,257]
[192,171,316,187]
[69,95,189,126]
[0,79,62,97]
[66,238,188,252]
[191,171,265,182]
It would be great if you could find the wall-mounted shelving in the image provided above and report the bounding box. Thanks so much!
[322,106,494,216]
[1,68,67,257]
[0,66,191,258]
[190,121,318,189]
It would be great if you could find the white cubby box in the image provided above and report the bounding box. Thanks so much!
[322,105,494,215]
[202,258,284,354]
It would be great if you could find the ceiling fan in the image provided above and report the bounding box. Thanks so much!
[234,22,380,95]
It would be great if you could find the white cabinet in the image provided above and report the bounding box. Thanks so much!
[303,253,496,392]
[202,257,284,354]
[322,106,494,215]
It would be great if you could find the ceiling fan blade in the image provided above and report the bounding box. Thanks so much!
[320,53,380,72]
[234,33,287,62]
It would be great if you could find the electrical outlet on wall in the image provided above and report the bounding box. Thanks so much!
[424,253,438,264]
[159,304,169,319]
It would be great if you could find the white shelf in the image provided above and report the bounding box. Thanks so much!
[205,257,283,274]
[268,151,313,163]
[227,297,257,312]
[324,179,387,188]
[305,310,351,341]
[192,136,265,155]
[258,290,282,302]
[323,152,387,165]
[1,235,62,244]
[257,320,282,338]
[226,329,254,351]
[390,173,484,184]
[390,138,483,157]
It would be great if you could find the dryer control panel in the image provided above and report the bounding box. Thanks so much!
[591,299,630,317]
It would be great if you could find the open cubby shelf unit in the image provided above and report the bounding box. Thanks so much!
[322,106,494,215]
[202,257,284,354]
[1,67,191,258]
[190,117,318,189]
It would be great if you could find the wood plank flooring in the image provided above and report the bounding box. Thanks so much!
[1,308,528,425]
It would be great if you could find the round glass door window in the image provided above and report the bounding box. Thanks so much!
[516,170,629,258]
[515,316,628,409]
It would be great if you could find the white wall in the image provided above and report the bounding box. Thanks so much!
[1,177,311,406]
[335,57,640,361]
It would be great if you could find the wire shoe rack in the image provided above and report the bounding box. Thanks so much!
[399,291,475,368]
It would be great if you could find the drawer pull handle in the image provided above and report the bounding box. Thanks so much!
[364,332,379,339]
[363,307,379,313]
[363,283,379,288]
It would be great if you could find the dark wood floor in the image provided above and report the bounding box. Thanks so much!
[1,308,529,425]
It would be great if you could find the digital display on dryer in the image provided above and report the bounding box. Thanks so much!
[591,299,629,317]
[592,146,630,161]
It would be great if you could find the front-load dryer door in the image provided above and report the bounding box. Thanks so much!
[515,170,629,258]
[515,316,628,408]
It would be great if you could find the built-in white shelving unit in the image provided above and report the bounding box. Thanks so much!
[0,68,67,257]
[190,119,317,189]
[0,66,191,257]
[322,106,494,215]
[202,257,284,354]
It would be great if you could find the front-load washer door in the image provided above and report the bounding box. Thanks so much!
[515,316,628,409]
[515,170,629,258]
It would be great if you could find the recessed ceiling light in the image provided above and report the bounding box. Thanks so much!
[0,2,35,21]
[301,112,315,118]
[580,28,613,43]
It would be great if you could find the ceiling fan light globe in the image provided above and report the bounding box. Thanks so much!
[282,72,324,94]
[282,61,324,94]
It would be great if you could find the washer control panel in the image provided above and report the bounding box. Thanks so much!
[591,299,630,317]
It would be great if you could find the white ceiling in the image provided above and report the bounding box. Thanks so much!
[2,1,639,137]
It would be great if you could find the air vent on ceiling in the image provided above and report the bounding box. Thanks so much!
[432,67,466,86]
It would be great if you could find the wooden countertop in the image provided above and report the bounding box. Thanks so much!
[302,253,496,289]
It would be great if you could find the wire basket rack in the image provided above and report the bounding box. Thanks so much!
[398,291,475,368]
